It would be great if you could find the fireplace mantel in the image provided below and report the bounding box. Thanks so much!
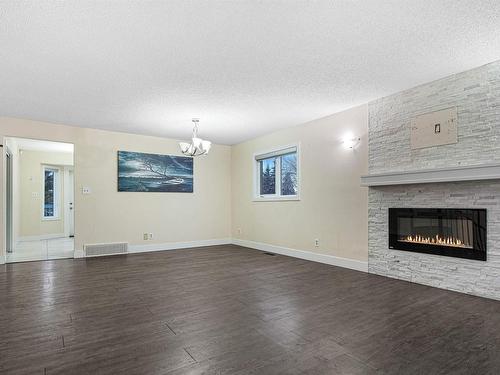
[360,163,500,187]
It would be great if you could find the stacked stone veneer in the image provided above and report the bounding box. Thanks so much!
[368,61,500,300]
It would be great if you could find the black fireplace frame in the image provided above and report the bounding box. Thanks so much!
[388,208,487,261]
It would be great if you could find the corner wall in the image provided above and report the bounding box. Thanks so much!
[231,105,369,268]
[0,117,232,259]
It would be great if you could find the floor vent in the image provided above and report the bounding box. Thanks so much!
[264,252,276,256]
[84,242,128,257]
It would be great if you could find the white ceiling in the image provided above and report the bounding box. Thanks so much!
[1,1,500,145]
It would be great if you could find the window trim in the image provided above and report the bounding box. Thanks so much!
[253,143,300,202]
[42,165,61,221]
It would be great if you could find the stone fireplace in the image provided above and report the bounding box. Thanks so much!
[365,60,500,300]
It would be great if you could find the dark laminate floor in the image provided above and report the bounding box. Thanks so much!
[1,245,500,375]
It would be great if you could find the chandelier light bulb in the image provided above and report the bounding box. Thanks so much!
[192,137,202,148]
[179,142,190,153]
[201,140,212,153]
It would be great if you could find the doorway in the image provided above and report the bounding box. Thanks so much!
[4,137,75,263]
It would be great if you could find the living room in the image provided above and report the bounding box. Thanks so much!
[1,1,500,374]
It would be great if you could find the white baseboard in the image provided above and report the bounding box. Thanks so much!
[8,241,234,262]
[127,238,232,254]
[74,249,85,258]
[0,255,5,265]
[74,238,231,259]
[73,238,230,259]
[75,238,367,274]
[232,238,368,272]
[18,233,66,242]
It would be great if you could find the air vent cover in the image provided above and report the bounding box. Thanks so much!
[84,242,128,257]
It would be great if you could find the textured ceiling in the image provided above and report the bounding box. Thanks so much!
[1,1,500,145]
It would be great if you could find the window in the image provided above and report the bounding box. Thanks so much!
[255,145,299,200]
[259,157,276,195]
[43,166,60,219]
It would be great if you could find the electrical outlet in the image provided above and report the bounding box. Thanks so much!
[148,233,153,240]
[314,239,320,247]
[82,186,92,194]
[143,233,149,241]
[237,228,242,235]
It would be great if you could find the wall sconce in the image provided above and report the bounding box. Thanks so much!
[342,135,361,150]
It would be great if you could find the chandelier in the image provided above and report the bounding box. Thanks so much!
[179,118,212,156]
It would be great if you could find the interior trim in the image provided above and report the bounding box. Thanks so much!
[129,238,232,253]
[73,239,368,274]
[232,238,368,272]
[73,238,232,258]
[361,163,500,186]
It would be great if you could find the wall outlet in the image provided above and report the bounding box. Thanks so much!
[314,239,320,247]
[148,233,153,240]
[143,233,149,241]
[237,228,242,235]
[82,186,92,194]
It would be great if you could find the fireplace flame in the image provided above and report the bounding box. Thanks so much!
[400,234,471,248]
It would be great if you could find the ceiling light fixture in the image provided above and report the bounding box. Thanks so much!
[179,118,212,156]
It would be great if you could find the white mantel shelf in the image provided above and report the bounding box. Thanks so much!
[360,163,500,187]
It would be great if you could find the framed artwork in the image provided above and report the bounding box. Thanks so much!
[118,151,193,192]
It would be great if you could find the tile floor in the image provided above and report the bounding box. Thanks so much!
[7,237,74,263]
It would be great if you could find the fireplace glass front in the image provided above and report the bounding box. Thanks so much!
[388,208,486,261]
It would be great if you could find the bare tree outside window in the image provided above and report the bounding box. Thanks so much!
[256,148,298,198]
[281,153,297,196]
[260,158,276,195]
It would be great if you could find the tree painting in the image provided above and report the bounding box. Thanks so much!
[118,151,193,192]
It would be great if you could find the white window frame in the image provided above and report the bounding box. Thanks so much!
[253,143,300,202]
[42,165,61,220]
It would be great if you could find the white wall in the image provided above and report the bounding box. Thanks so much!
[0,117,232,259]
[231,104,368,265]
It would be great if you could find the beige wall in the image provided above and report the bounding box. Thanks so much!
[1,109,366,263]
[231,105,368,262]
[19,150,73,238]
[0,117,232,257]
